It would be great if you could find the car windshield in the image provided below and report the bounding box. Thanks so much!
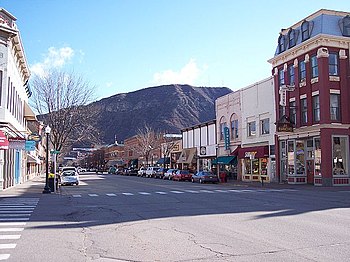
[62,172,76,176]
[202,172,214,176]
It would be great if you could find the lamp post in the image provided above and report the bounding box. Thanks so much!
[42,125,51,194]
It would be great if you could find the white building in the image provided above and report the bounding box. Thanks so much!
[0,8,36,190]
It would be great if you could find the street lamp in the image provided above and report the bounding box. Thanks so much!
[42,125,51,194]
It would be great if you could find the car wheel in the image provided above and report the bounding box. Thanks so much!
[199,178,203,184]
[191,178,194,183]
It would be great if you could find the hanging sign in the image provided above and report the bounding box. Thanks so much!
[224,127,230,150]
[0,131,9,150]
[25,140,36,151]
[8,137,26,150]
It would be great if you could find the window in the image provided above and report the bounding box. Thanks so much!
[278,68,285,86]
[289,101,296,125]
[301,20,310,41]
[288,29,296,48]
[300,98,307,124]
[341,16,350,37]
[230,119,238,140]
[332,136,348,176]
[329,53,339,76]
[330,94,341,121]
[247,121,256,137]
[288,64,295,85]
[278,35,285,53]
[312,95,320,123]
[220,122,227,140]
[310,55,318,78]
[260,118,269,135]
[299,60,306,81]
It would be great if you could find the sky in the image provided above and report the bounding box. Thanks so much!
[1,0,350,101]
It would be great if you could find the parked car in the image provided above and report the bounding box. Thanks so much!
[60,170,79,186]
[145,166,160,178]
[163,169,178,180]
[173,170,192,181]
[154,168,168,179]
[192,171,219,184]
[137,167,147,177]
[61,166,77,174]
[108,166,117,174]
[124,167,138,176]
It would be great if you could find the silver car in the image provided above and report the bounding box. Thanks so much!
[60,171,79,186]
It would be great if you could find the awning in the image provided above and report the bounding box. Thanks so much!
[156,157,170,165]
[27,154,40,164]
[106,160,124,167]
[238,145,269,159]
[177,148,197,164]
[24,102,36,121]
[212,156,237,165]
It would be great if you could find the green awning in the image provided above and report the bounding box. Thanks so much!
[212,156,237,165]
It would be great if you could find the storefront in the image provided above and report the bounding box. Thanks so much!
[212,156,237,180]
[238,146,271,182]
[177,148,197,172]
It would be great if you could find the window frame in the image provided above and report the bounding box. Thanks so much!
[301,20,310,41]
[289,101,296,125]
[288,64,295,85]
[247,121,256,137]
[330,94,341,121]
[260,118,270,135]
[310,54,318,78]
[278,35,285,53]
[288,29,296,48]
[300,98,308,125]
[278,68,285,86]
[230,118,239,140]
[341,15,350,37]
[329,53,339,76]
[312,95,320,123]
[299,60,306,82]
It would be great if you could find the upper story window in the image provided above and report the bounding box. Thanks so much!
[220,121,227,141]
[312,95,320,123]
[300,98,308,125]
[301,20,310,41]
[288,29,297,48]
[289,101,296,125]
[310,55,318,78]
[299,60,306,82]
[330,94,341,121]
[278,68,285,86]
[247,121,256,137]
[288,64,295,85]
[230,117,238,140]
[278,34,285,53]
[341,15,350,37]
[260,118,270,135]
[329,53,339,76]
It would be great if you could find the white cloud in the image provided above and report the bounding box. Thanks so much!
[30,46,75,77]
[152,59,204,85]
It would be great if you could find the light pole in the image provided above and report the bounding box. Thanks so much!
[42,125,51,194]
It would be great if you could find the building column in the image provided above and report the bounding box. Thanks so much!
[339,49,349,123]
[317,47,331,124]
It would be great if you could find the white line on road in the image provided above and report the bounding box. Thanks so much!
[0,235,21,240]
[184,190,199,193]
[138,192,151,195]
[0,254,10,260]
[0,228,24,232]
[0,222,26,226]
[106,193,117,196]
[155,192,167,195]
[0,218,29,221]
[0,244,16,249]
[214,190,230,193]
[199,190,215,193]
[0,214,31,217]
[122,193,134,196]
[88,194,99,197]
[0,206,37,208]
[170,191,184,194]
[72,195,82,198]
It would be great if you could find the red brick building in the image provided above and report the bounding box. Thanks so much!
[269,9,350,186]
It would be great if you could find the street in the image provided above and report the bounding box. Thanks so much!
[0,173,350,261]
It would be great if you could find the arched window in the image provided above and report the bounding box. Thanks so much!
[342,16,350,37]
[219,117,227,141]
[230,114,239,140]
[278,34,285,53]
[301,20,310,41]
[288,29,296,48]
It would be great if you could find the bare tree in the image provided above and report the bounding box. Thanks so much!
[30,70,99,154]
[161,136,181,167]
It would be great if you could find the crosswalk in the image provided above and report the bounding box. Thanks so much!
[0,198,39,261]
[70,188,297,198]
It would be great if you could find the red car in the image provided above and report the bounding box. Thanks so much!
[173,170,192,181]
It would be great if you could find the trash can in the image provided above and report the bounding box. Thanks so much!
[48,173,55,192]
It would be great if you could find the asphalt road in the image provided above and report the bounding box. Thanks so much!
[1,172,350,261]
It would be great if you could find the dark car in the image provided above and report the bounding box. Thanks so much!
[125,167,138,176]
[154,168,168,179]
[108,166,117,174]
[192,171,219,184]
[173,170,192,181]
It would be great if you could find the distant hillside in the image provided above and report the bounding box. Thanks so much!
[88,84,232,144]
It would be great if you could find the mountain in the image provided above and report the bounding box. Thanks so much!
[90,84,232,144]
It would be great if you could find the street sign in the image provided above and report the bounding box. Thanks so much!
[50,150,60,154]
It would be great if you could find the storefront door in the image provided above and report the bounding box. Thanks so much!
[306,160,314,184]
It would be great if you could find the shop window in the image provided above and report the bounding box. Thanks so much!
[330,94,341,121]
[247,121,256,137]
[252,159,259,175]
[310,55,318,78]
[289,101,296,125]
[260,118,270,135]
[288,64,295,85]
[278,68,285,86]
[295,140,305,175]
[332,136,348,176]
[329,53,339,76]
[261,158,268,176]
[300,98,308,125]
[287,140,295,175]
[314,137,321,176]
[312,95,320,123]
[301,20,310,41]
[245,159,251,174]
[299,60,306,82]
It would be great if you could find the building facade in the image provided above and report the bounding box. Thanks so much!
[269,9,350,186]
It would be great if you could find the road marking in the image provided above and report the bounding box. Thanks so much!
[72,195,82,198]
[0,222,26,226]
[184,190,199,193]
[0,218,29,221]
[122,193,134,196]
[0,206,37,208]
[0,244,16,249]
[0,254,10,260]
[0,214,31,217]
[214,190,229,193]
[155,192,167,195]
[88,194,99,197]
[199,190,215,193]
[170,191,184,194]
[138,192,151,195]
[0,235,21,240]
[106,193,117,197]
[0,228,24,232]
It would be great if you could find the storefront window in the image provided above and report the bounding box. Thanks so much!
[296,140,305,175]
[288,140,295,175]
[261,158,268,176]
[245,159,251,174]
[332,136,348,176]
[314,137,321,176]
[252,159,259,175]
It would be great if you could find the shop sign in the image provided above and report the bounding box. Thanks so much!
[277,122,293,132]
[200,146,206,155]
[224,127,230,150]
[0,131,9,150]
[28,133,41,142]
[245,151,257,159]
[25,140,36,151]
[279,89,287,106]
[8,137,26,150]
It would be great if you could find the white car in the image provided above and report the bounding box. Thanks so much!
[145,167,160,178]
[60,171,79,186]
[137,167,147,177]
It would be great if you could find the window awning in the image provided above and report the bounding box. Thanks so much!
[237,145,269,159]
[212,156,237,165]
[177,148,197,164]
[156,157,170,165]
